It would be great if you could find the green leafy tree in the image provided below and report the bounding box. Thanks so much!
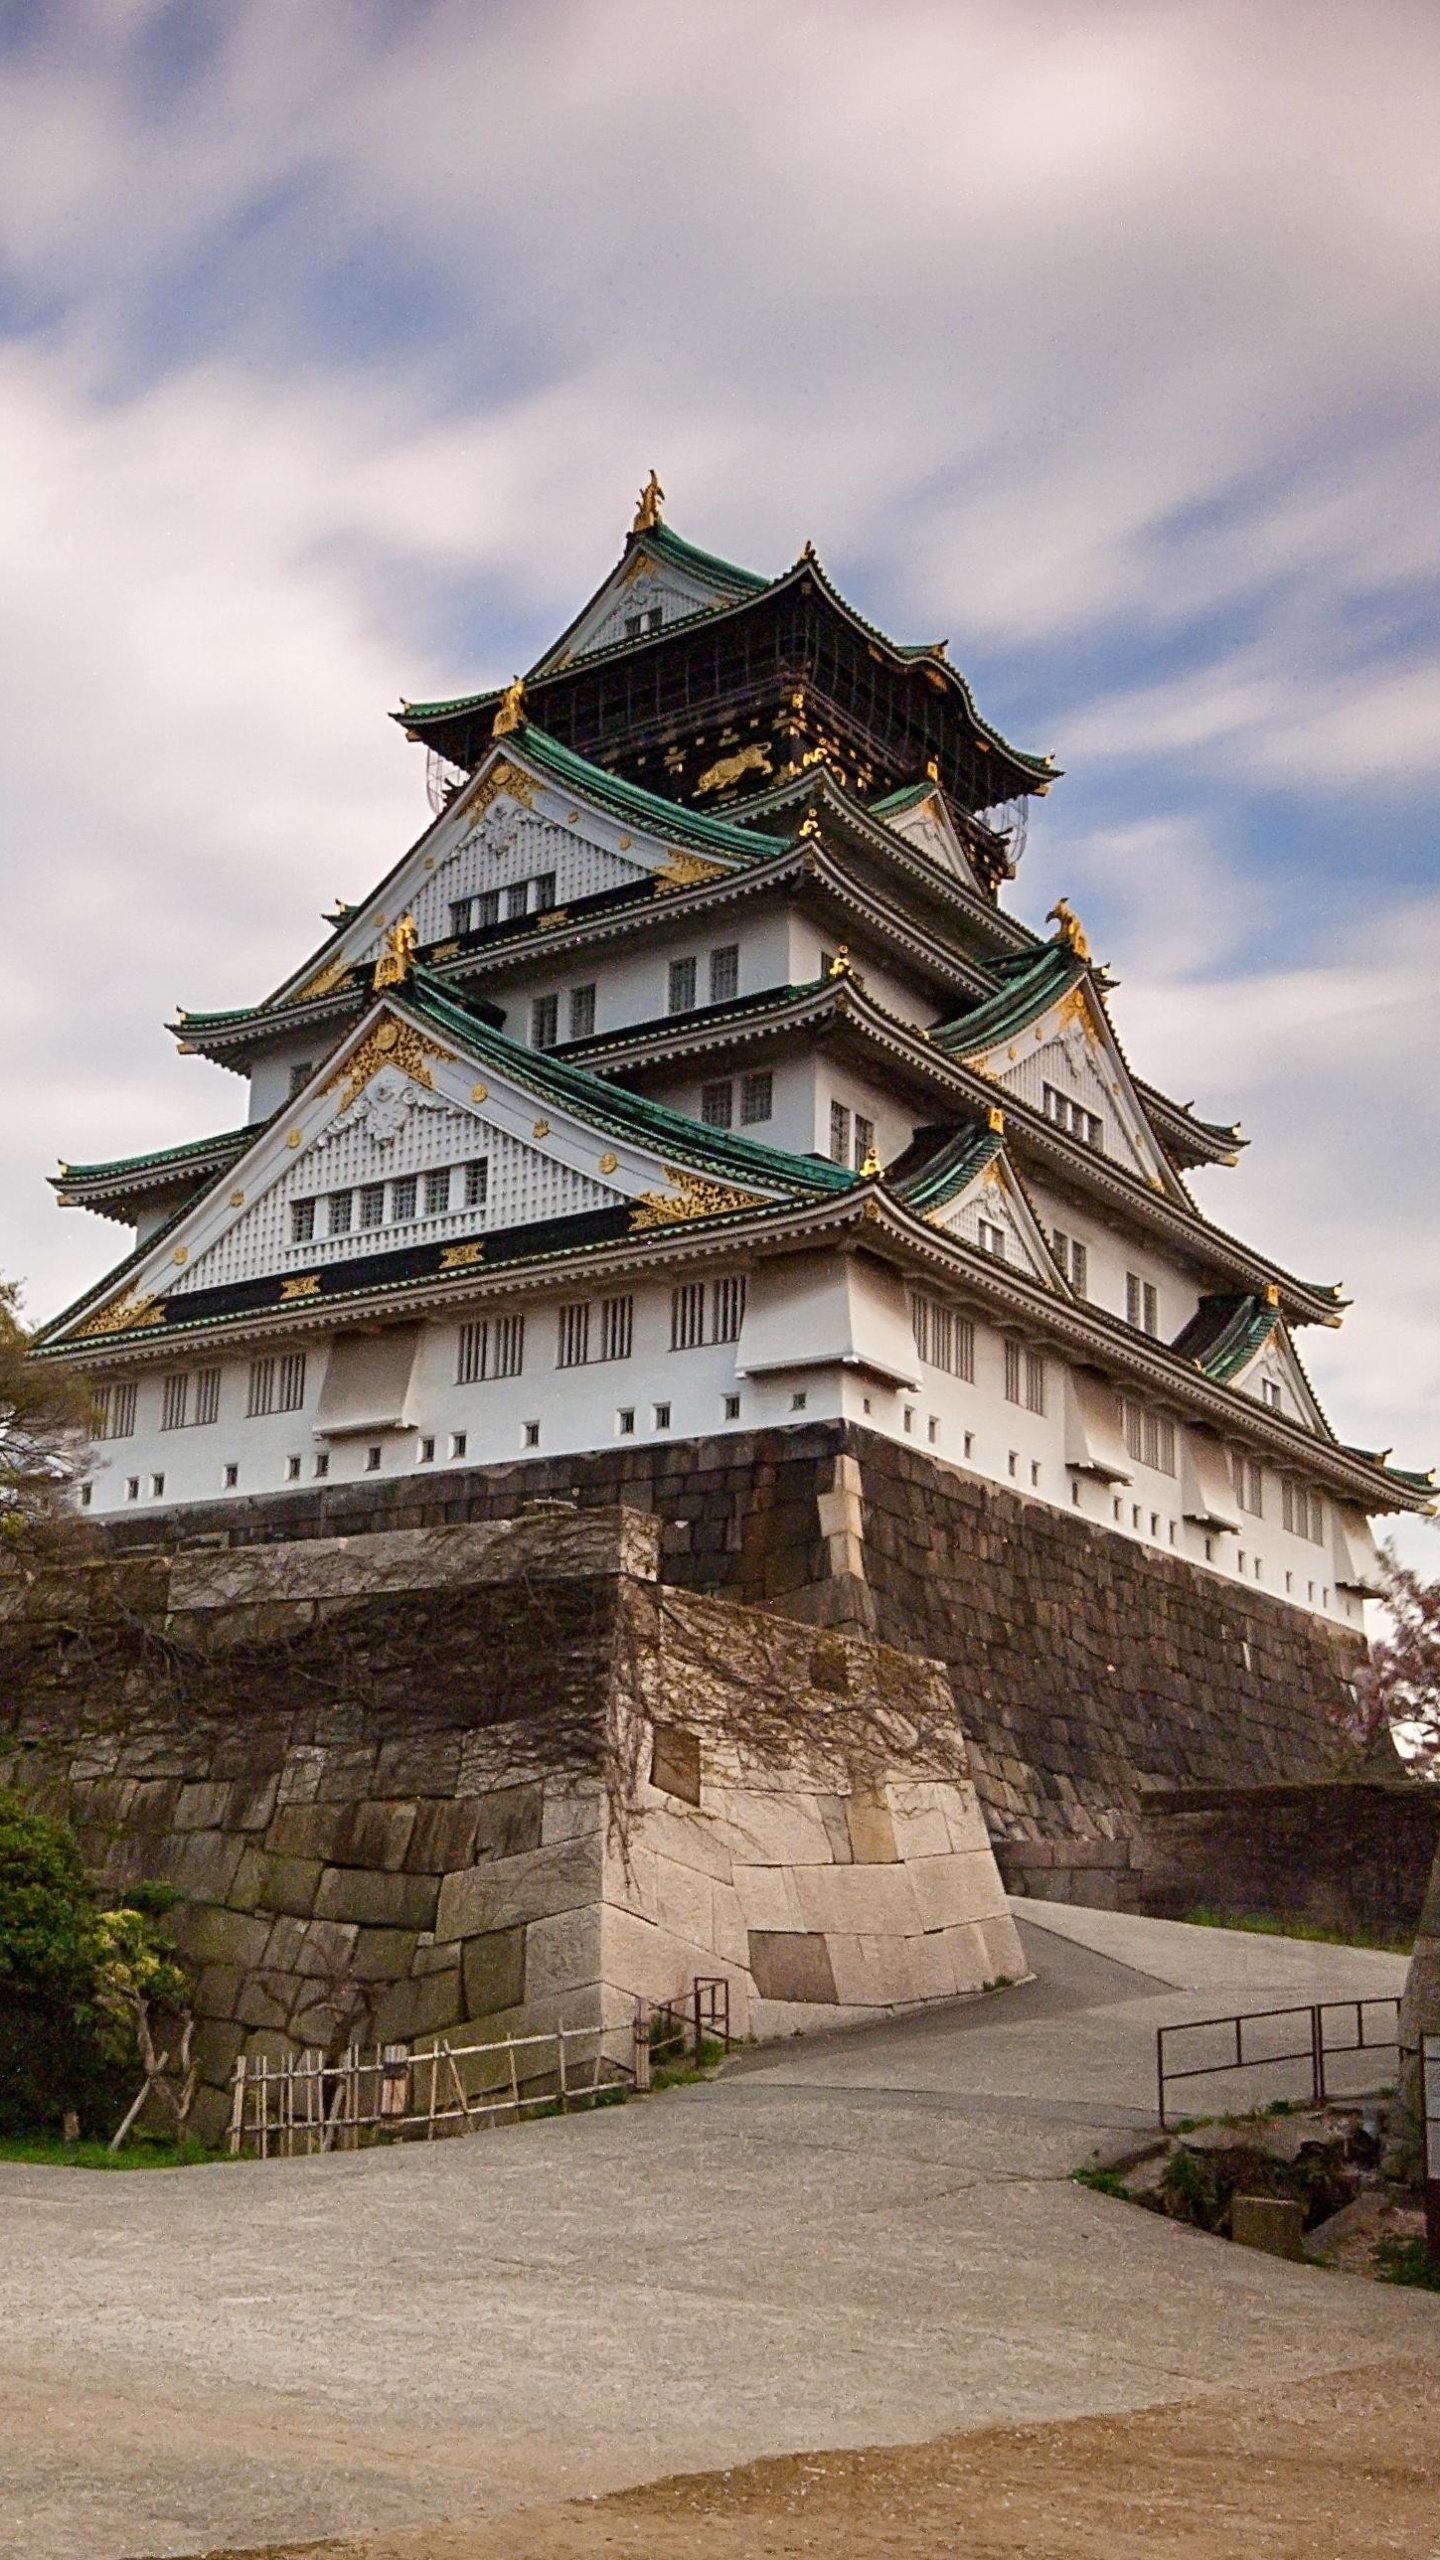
[0,1789,119,2131]
[0,1280,90,1570]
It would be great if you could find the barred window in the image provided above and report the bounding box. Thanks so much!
[504,882,529,921]
[465,1159,489,1209]
[557,1302,591,1368]
[248,1358,276,1418]
[457,1314,524,1384]
[977,1218,1007,1260]
[1004,1341,1022,1404]
[160,1374,189,1432]
[1231,1450,1264,1516]
[328,1191,352,1235]
[671,1281,706,1350]
[600,1295,634,1361]
[1282,1480,1324,1542]
[532,873,556,913]
[1025,1349,1046,1415]
[476,889,500,930]
[450,897,473,936]
[569,984,596,1040]
[424,1167,451,1216]
[531,994,559,1050]
[854,1114,875,1173]
[829,1101,851,1166]
[740,1070,773,1124]
[194,1367,221,1426]
[1126,1273,1159,1335]
[911,1294,975,1382]
[1051,1230,1088,1296]
[1260,1378,1282,1411]
[290,1198,315,1243]
[1043,1083,1104,1151]
[358,1183,385,1228]
[668,956,698,1013]
[93,1381,137,1440]
[713,1275,747,1343]
[709,945,739,1003]
[701,1080,733,1128]
[392,1175,418,1222]
[1121,1398,1176,1475]
[278,1354,306,1413]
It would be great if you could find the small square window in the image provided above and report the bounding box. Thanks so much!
[723,1393,741,1421]
[391,1175,418,1222]
[617,1408,636,1436]
[365,1445,382,1472]
[313,1452,329,1478]
[126,1476,140,1501]
[668,956,698,1014]
[523,1420,540,1447]
[963,1431,974,1459]
[358,1183,385,1228]
[1008,1452,1019,1478]
[531,993,560,1050]
[424,1167,451,1216]
[328,1190,353,1234]
[927,1416,939,1445]
[740,1070,773,1124]
[419,1436,436,1463]
[903,1406,914,1433]
[450,1432,467,1460]
[790,1391,807,1412]
[286,1455,302,1482]
[1032,1462,1042,1488]
[223,1462,239,1489]
[150,1473,165,1499]
[568,984,596,1040]
[653,1401,671,1431]
[80,1480,93,1508]
[829,1100,851,1165]
[709,945,739,1004]
[290,1198,315,1243]
[701,1080,734,1128]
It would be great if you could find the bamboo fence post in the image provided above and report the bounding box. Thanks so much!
[441,2041,473,2133]
[557,2021,568,2114]
[227,2056,248,2157]
[508,2034,520,2124]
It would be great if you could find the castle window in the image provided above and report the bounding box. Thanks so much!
[150,1474,165,1499]
[366,1445,381,1472]
[424,1167,451,1216]
[910,1294,975,1382]
[1052,1230,1087,1295]
[314,1452,329,1477]
[557,1302,590,1368]
[1121,1399,1176,1476]
[568,984,596,1040]
[92,1381,138,1440]
[278,1354,306,1412]
[740,1070,773,1125]
[601,1295,634,1361]
[713,1275,747,1343]
[291,1199,316,1243]
[419,1438,435,1463]
[358,1183,385,1228]
[195,1369,221,1425]
[328,1190,352,1235]
[450,1433,467,1459]
[1043,1084,1104,1151]
[126,1477,139,1501]
[224,1463,239,1488]
[161,1374,189,1432]
[1004,1342,1022,1404]
[1260,1378,1282,1411]
[531,994,560,1050]
[476,889,500,929]
[829,1101,851,1165]
[532,875,556,913]
[854,1114,875,1172]
[457,1314,524,1383]
[724,1393,741,1421]
[653,1402,671,1430]
[248,1358,276,1417]
[1232,1450,1264,1516]
[287,1456,302,1482]
[1025,1350,1046,1415]
[450,898,473,936]
[504,883,529,922]
[671,1281,705,1350]
[977,1218,1007,1260]
[709,945,739,1004]
[287,1061,314,1099]
[701,1080,733,1128]
[1126,1273,1159,1335]
[391,1175,418,1222]
[1282,1480,1325,1543]
[668,956,698,1013]
[617,1407,636,1434]
[464,1159,489,1209]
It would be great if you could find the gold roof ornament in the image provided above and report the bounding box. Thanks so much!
[373,913,418,989]
[631,470,664,534]
[859,1144,882,1177]
[827,944,852,977]
[491,674,526,738]
[1046,897,1091,963]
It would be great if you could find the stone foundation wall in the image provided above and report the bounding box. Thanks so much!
[100,1421,1366,1899]
[1125,1782,1440,1944]
[0,1507,1021,2139]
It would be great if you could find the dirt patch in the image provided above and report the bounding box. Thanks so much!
[197,2356,1440,2560]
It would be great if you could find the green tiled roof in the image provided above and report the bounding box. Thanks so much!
[931,941,1083,1056]
[890,1122,1004,1215]
[401,969,856,1199]
[1171,1293,1278,1383]
[511,725,786,858]
[56,1125,253,1189]
[639,521,771,597]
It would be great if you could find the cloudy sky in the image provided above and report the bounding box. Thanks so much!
[2,0,1436,1560]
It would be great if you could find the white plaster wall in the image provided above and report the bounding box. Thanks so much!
[1024,1178,1205,1342]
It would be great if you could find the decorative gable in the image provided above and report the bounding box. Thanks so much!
[924,1156,1057,1286]
[1232,1327,1329,1436]
[876,788,981,892]
[965,984,1176,1196]
[531,537,749,674]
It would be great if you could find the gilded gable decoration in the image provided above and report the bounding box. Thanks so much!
[653,851,728,891]
[466,760,536,822]
[321,1019,457,1118]
[75,1289,165,1338]
[630,1166,771,1230]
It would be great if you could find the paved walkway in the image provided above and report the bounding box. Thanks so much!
[0,1908,1432,2560]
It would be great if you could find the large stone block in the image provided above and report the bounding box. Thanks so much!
[314,1866,440,1930]
[747,1930,838,2005]
[476,1782,547,1860]
[523,1906,603,2004]
[731,1863,807,1934]
[406,1798,482,1875]
[370,1969,464,2046]
[908,1848,1009,1934]
[436,1833,600,1942]
[652,1852,714,1953]
[792,1861,923,1939]
[713,1790,837,1869]
[264,1801,347,1861]
[327,1799,418,1871]
[234,1851,324,1919]
[172,1905,272,1971]
[461,1925,526,2019]
[156,1828,250,1902]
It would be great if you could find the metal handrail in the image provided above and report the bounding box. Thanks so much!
[1156,1995,1399,2131]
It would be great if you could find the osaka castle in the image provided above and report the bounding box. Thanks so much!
[39,477,1431,1624]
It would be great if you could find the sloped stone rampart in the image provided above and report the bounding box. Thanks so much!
[99,1421,1368,1897]
[0,1506,1021,2140]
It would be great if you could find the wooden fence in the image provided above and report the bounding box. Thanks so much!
[226,2023,627,2158]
